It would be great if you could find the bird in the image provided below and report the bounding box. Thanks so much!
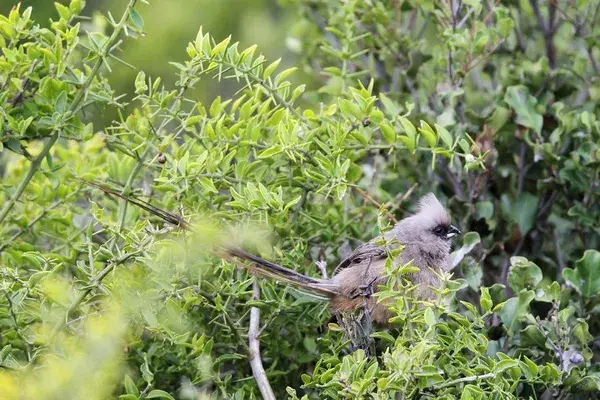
[229,192,460,324]
[84,181,460,325]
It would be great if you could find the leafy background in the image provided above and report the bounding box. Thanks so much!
[0,0,599,399]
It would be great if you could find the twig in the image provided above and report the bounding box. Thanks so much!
[516,142,528,195]
[248,280,276,400]
[3,289,32,362]
[553,228,565,279]
[529,0,557,68]
[384,183,419,214]
[434,373,495,389]
[439,162,466,201]
[352,186,398,223]
[9,60,38,107]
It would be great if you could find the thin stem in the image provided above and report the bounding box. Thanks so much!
[434,372,495,389]
[3,289,32,362]
[351,186,398,223]
[248,280,275,400]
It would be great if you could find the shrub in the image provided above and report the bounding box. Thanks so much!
[0,0,599,399]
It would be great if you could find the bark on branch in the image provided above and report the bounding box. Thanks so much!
[248,280,276,400]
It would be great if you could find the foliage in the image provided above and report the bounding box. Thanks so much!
[0,0,599,399]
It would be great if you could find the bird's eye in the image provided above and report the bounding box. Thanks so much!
[433,226,446,236]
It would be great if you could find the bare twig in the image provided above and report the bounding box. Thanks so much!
[553,228,566,279]
[529,0,557,68]
[248,281,276,400]
[439,162,466,201]
[384,183,419,214]
[352,186,398,223]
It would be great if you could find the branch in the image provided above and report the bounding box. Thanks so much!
[352,186,398,223]
[528,0,557,68]
[248,280,276,400]
[384,183,418,214]
[434,372,495,390]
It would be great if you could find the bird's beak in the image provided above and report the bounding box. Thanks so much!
[447,225,461,239]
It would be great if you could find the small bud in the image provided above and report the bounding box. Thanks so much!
[157,153,167,164]
[362,118,371,127]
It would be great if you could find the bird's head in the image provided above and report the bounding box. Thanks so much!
[393,193,461,257]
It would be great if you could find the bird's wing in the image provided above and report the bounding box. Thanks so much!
[332,241,387,276]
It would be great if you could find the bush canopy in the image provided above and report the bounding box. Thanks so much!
[0,0,599,399]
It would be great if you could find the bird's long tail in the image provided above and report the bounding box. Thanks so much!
[83,180,340,298]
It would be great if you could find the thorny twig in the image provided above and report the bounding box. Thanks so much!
[352,186,398,223]
[248,280,276,400]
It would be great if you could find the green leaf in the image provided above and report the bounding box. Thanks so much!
[398,135,415,153]
[511,193,538,235]
[495,359,519,373]
[274,67,297,84]
[257,145,282,159]
[119,395,139,400]
[423,307,436,327]
[379,93,400,115]
[498,17,515,38]
[146,390,175,400]
[475,201,494,220]
[140,357,154,384]
[450,232,480,268]
[54,91,67,114]
[54,2,71,20]
[563,250,600,298]
[370,331,395,343]
[263,58,281,79]
[134,71,147,94]
[520,325,547,348]
[435,123,453,148]
[508,256,543,292]
[398,116,416,138]
[480,287,492,313]
[123,374,139,396]
[498,290,535,334]
[379,122,396,144]
[418,120,437,148]
[504,85,543,133]
[128,8,144,30]
[211,35,231,56]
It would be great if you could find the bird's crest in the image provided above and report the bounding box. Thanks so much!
[416,193,450,226]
